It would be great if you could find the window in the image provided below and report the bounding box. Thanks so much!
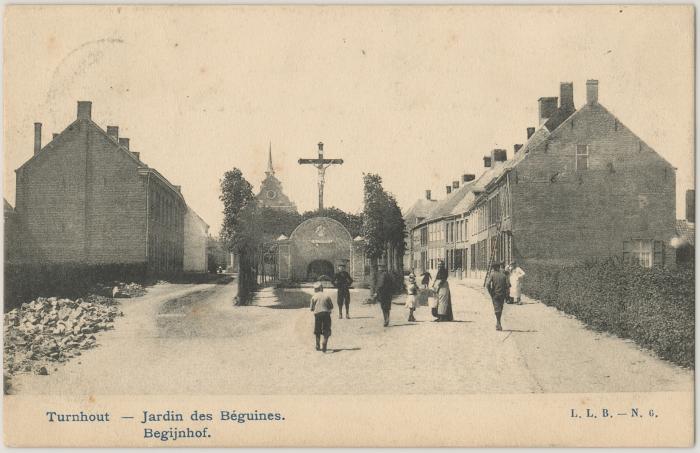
[576,144,589,171]
[623,240,664,268]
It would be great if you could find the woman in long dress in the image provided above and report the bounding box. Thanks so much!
[432,278,454,322]
[508,261,525,305]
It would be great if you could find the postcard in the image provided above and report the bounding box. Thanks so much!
[3,4,694,447]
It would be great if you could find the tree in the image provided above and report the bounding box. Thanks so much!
[220,168,258,304]
[361,173,388,292]
[301,206,363,238]
[361,173,406,294]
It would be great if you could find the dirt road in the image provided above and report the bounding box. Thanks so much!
[10,278,692,395]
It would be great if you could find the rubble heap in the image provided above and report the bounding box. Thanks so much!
[116,282,146,298]
[3,296,123,377]
[90,282,146,298]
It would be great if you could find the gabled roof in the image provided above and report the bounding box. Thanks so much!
[423,180,479,223]
[403,198,438,227]
[17,117,185,202]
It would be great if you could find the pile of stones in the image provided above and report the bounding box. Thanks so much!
[90,282,147,298]
[3,296,123,377]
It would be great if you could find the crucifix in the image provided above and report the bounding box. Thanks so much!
[298,142,344,210]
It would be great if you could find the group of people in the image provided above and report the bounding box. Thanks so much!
[309,263,354,352]
[308,259,525,352]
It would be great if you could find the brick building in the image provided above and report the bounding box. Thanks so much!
[408,80,677,278]
[183,207,210,273]
[14,101,186,275]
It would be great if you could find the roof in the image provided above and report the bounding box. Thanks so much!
[403,198,438,227]
[422,179,480,223]
[4,199,14,215]
[17,117,185,203]
[676,219,695,246]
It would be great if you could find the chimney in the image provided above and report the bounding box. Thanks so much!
[131,152,140,161]
[446,185,452,194]
[452,180,459,189]
[106,126,119,141]
[77,101,92,120]
[538,97,558,125]
[527,127,536,139]
[686,189,695,223]
[52,133,59,140]
[514,144,523,154]
[560,82,574,111]
[425,190,432,200]
[483,156,492,168]
[491,149,507,163]
[462,174,475,183]
[119,137,130,150]
[33,122,42,155]
[586,79,599,105]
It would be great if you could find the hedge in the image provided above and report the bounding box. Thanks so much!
[522,259,694,368]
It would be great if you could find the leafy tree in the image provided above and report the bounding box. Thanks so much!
[220,168,258,303]
[301,206,363,238]
[361,173,388,291]
[361,173,406,293]
[257,207,303,240]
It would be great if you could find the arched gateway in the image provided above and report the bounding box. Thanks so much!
[276,216,367,284]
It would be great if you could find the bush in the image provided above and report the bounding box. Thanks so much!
[523,259,694,368]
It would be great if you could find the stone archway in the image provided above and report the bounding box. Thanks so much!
[277,216,368,284]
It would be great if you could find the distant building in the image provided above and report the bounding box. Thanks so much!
[675,189,695,265]
[4,199,19,263]
[14,101,186,275]
[255,144,297,213]
[183,207,209,273]
[410,80,677,278]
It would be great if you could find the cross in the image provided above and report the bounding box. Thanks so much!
[298,142,344,210]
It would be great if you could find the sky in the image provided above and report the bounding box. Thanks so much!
[4,5,694,235]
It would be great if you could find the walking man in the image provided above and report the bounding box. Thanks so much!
[332,263,354,319]
[420,270,432,289]
[374,263,393,327]
[310,281,334,352]
[485,262,509,331]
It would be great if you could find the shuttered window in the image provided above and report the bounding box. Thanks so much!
[653,240,664,267]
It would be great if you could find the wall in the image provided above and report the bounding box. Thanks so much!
[84,125,147,264]
[184,208,208,272]
[511,103,676,266]
[15,120,88,263]
[14,120,150,266]
[146,175,185,274]
[287,217,353,281]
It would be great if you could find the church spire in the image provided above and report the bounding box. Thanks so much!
[266,141,275,176]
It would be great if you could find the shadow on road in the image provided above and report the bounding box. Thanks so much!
[327,347,361,353]
[502,329,538,333]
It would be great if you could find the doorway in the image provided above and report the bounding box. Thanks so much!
[306,260,334,281]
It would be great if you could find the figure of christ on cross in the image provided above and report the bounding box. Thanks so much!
[298,142,344,210]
